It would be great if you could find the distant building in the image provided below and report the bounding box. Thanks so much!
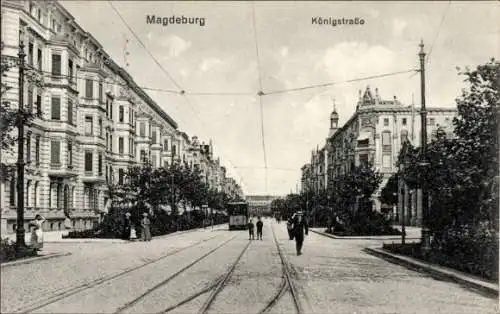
[245,195,278,216]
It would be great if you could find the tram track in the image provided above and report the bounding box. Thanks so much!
[258,224,303,314]
[152,237,252,314]
[114,234,245,314]
[14,233,226,314]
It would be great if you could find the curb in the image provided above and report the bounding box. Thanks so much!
[1,252,72,268]
[364,247,499,298]
[310,229,420,241]
[48,224,228,243]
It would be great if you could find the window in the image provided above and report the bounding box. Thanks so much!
[110,135,113,152]
[139,122,145,137]
[51,140,60,165]
[106,98,109,118]
[98,81,103,102]
[118,169,124,185]
[140,150,146,162]
[152,155,157,168]
[382,131,391,152]
[85,78,93,98]
[164,139,168,150]
[85,116,93,135]
[105,132,109,150]
[37,48,42,70]
[67,142,73,167]
[98,119,103,136]
[36,93,42,117]
[51,54,61,77]
[118,137,124,155]
[26,133,31,163]
[382,154,391,168]
[37,8,41,21]
[383,118,389,126]
[35,136,40,164]
[130,138,134,156]
[359,154,369,166]
[401,130,409,144]
[110,103,113,120]
[27,87,33,112]
[129,109,133,124]
[67,100,73,124]
[29,3,34,15]
[402,118,407,126]
[152,130,157,144]
[68,59,73,82]
[51,96,61,120]
[428,118,435,126]
[98,154,103,176]
[28,42,33,65]
[84,151,93,172]
[172,145,176,156]
[119,106,124,122]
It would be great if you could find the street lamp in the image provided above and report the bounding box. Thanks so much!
[418,40,431,253]
[15,35,27,250]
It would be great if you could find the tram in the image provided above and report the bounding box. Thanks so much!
[226,201,249,230]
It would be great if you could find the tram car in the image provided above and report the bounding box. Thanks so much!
[226,201,249,231]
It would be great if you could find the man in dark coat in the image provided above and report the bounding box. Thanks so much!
[292,210,308,255]
[247,219,255,240]
[256,217,263,240]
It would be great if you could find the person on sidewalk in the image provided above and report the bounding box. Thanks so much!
[123,212,132,240]
[29,214,46,251]
[247,219,255,240]
[292,210,308,256]
[141,213,152,241]
[256,217,263,240]
[287,214,296,240]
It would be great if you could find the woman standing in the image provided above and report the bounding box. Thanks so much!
[141,212,152,241]
[29,214,46,251]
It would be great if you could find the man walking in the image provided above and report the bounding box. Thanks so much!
[292,209,308,255]
[247,219,255,240]
[256,217,263,240]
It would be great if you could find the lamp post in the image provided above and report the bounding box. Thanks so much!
[418,40,431,253]
[15,38,27,250]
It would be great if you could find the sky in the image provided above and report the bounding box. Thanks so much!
[61,1,499,196]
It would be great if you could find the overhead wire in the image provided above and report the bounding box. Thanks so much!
[108,1,184,93]
[108,1,247,194]
[251,1,269,193]
[427,1,452,64]
[262,69,418,96]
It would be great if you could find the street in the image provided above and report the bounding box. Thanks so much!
[1,219,497,314]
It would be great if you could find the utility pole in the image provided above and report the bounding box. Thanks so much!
[16,39,26,250]
[419,40,431,253]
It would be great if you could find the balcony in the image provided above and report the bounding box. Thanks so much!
[81,170,105,183]
[48,162,78,178]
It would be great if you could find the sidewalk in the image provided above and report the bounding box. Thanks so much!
[310,228,498,298]
[365,247,499,298]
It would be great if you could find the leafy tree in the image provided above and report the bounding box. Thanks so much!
[379,173,399,206]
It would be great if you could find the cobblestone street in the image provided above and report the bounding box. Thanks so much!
[1,220,497,314]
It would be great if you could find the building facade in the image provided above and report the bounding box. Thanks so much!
[300,86,456,226]
[0,0,240,235]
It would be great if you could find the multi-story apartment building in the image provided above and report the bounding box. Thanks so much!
[1,0,238,235]
[224,177,244,201]
[300,86,456,226]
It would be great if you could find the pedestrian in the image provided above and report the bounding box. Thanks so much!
[123,212,132,240]
[141,212,152,241]
[287,214,295,240]
[256,216,263,240]
[291,210,308,256]
[247,219,255,240]
[29,214,46,251]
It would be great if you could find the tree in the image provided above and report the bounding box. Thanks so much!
[379,172,399,206]
[399,59,499,232]
[1,54,34,179]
